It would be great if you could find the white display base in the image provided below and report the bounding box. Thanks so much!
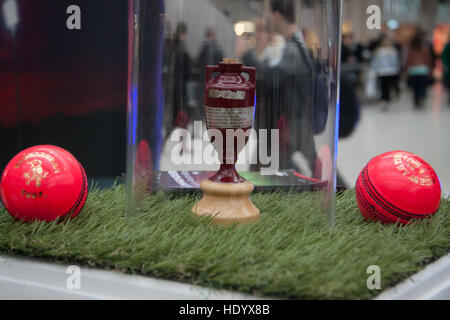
[0,253,449,300]
[0,255,260,300]
[375,253,450,300]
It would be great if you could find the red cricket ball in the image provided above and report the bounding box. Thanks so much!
[356,151,441,225]
[0,145,88,222]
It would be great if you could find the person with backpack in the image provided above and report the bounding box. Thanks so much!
[261,0,328,176]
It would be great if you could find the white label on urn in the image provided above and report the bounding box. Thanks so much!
[204,106,254,129]
[208,89,246,100]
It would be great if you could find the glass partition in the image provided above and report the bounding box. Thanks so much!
[126,0,342,227]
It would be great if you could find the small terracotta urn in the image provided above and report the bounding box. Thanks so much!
[192,58,259,225]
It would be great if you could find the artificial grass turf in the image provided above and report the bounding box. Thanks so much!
[0,185,449,299]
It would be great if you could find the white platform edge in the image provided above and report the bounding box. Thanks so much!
[0,255,262,300]
[375,253,450,300]
[1,253,449,300]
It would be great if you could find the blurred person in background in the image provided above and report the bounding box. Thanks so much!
[262,0,328,177]
[239,17,286,171]
[370,35,400,111]
[341,33,366,87]
[342,33,364,64]
[442,39,450,106]
[198,27,223,69]
[172,23,191,129]
[338,48,361,188]
[369,30,402,96]
[420,30,437,75]
[197,27,224,121]
[163,22,175,136]
[242,18,286,67]
[241,18,286,132]
[239,0,327,176]
[339,74,360,139]
[405,32,434,109]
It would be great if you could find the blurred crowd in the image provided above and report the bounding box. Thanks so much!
[161,0,450,185]
[164,0,330,179]
[163,23,224,132]
[342,27,450,111]
[164,18,449,136]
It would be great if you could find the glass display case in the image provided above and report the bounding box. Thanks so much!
[126,0,342,227]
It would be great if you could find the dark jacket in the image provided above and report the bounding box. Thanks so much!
[197,40,223,68]
[441,42,449,87]
[262,32,328,171]
[172,40,191,127]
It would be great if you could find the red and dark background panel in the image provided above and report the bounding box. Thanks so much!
[0,0,128,178]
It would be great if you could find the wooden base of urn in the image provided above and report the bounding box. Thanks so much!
[192,179,260,226]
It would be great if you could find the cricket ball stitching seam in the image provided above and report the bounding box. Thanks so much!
[62,163,87,219]
[363,166,420,221]
[356,174,391,223]
[361,166,409,222]
[365,165,438,218]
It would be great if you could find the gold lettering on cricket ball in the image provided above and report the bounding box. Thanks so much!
[23,159,49,188]
[21,190,45,199]
[393,153,435,186]
[16,152,60,174]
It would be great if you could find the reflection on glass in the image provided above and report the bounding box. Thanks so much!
[127,0,342,226]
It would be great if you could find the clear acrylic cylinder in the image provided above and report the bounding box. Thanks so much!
[126,0,342,228]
